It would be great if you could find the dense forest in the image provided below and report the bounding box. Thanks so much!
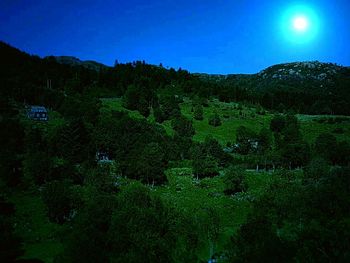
[1,41,350,262]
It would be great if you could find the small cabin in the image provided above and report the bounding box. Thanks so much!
[96,151,112,163]
[27,106,48,121]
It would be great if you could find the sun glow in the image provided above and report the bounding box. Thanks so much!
[293,16,309,32]
[281,5,321,44]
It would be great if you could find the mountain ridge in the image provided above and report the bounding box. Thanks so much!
[46,55,108,71]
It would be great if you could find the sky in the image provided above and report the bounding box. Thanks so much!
[0,0,349,74]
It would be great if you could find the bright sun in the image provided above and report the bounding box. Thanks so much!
[293,16,309,32]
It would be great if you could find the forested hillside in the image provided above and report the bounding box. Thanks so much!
[1,42,350,262]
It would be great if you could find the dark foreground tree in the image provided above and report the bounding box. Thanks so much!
[0,197,24,262]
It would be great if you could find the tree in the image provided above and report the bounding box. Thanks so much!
[156,94,181,122]
[123,84,140,111]
[0,197,24,262]
[282,115,302,144]
[227,217,293,263]
[23,151,52,186]
[123,83,155,117]
[334,141,350,166]
[58,193,116,263]
[235,126,257,155]
[192,144,219,179]
[41,180,74,224]
[208,112,221,127]
[203,136,231,167]
[193,104,204,120]
[0,103,24,186]
[270,114,286,133]
[304,158,330,180]
[58,118,92,164]
[200,207,222,259]
[314,133,337,163]
[280,141,311,169]
[257,127,273,154]
[108,183,177,262]
[136,142,167,185]
[223,166,247,195]
[171,115,195,138]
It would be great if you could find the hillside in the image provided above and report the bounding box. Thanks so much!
[198,61,350,93]
[50,56,108,71]
[1,41,350,263]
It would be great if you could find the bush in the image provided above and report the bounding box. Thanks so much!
[193,104,204,120]
[223,166,247,195]
[332,127,344,134]
[41,180,74,224]
[208,113,221,127]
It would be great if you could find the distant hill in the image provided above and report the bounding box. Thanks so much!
[255,61,350,93]
[48,56,109,71]
[258,61,344,82]
[197,61,350,95]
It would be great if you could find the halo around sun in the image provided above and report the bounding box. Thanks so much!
[281,5,320,44]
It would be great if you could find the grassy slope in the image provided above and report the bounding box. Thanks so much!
[9,192,64,263]
[154,168,275,261]
[12,97,349,262]
[11,111,67,262]
[101,97,350,260]
[102,97,350,145]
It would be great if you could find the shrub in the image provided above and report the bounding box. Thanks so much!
[223,166,247,195]
[208,113,221,127]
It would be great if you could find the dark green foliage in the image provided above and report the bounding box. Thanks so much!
[191,137,225,178]
[41,180,74,224]
[223,166,247,195]
[171,115,195,138]
[191,137,228,178]
[128,142,167,185]
[208,112,221,127]
[22,127,52,185]
[280,141,311,169]
[93,111,172,183]
[59,94,101,124]
[203,136,232,166]
[0,197,24,262]
[193,103,204,120]
[0,99,24,187]
[154,94,181,123]
[192,154,219,179]
[123,78,158,117]
[304,158,330,180]
[227,217,293,263]
[235,126,257,155]
[123,84,140,109]
[23,151,51,185]
[257,127,273,154]
[270,114,311,168]
[59,194,116,263]
[334,141,350,166]
[314,133,337,163]
[270,114,286,133]
[57,118,92,164]
[109,183,177,262]
[170,116,195,160]
[229,167,350,262]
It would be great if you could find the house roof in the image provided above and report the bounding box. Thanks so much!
[29,106,48,113]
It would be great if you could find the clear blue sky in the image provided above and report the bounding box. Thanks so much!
[1,0,349,74]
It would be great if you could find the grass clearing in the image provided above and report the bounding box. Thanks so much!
[9,191,64,263]
[153,167,280,261]
[101,97,350,146]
